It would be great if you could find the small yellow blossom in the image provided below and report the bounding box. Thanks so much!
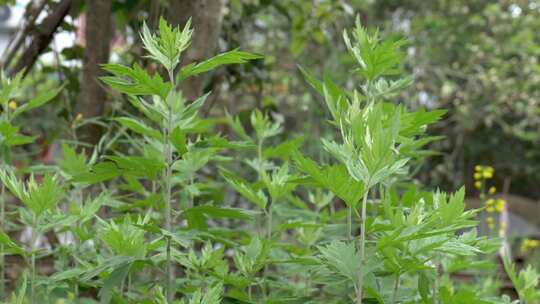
[498,228,505,237]
[521,239,540,252]
[74,113,83,122]
[474,172,482,180]
[488,186,496,195]
[486,199,494,206]
[8,100,17,110]
[486,206,495,213]
[495,199,506,213]
[483,170,493,179]
[475,165,482,172]
[486,217,495,229]
[474,181,482,189]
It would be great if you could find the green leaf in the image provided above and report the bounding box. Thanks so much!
[178,50,263,82]
[220,169,267,209]
[15,271,28,304]
[437,187,466,226]
[318,241,360,282]
[184,204,257,229]
[107,155,165,179]
[234,237,269,276]
[101,63,171,99]
[418,272,431,303]
[58,143,88,177]
[11,85,64,119]
[99,218,147,257]
[0,230,25,255]
[140,17,192,72]
[2,173,65,217]
[26,174,64,216]
[114,117,162,140]
[171,127,187,155]
[72,162,122,184]
[100,262,132,304]
[293,152,364,207]
[263,136,304,160]
[48,268,85,284]
[0,122,35,147]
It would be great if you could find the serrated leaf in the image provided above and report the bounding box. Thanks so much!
[114,117,162,140]
[0,122,35,147]
[72,162,122,184]
[178,50,262,82]
[293,152,364,207]
[11,85,64,119]
[99,262,131,304]
[107,155,165,179]
[59,143,88,177]
[318,241,360,282]
[0,230,25,255]
[101,63,171,98]
[220,169,267,209]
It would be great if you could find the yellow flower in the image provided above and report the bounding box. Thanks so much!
[488,186,496,195]
[486,199,494,206]
[528,239,540,248]
[8,100,17,110]
[474,172,482,180]
[495,199,506,213]
[475,165,482,172]
[483,170,493,179]
[74,113,83,122]
[521,239,539,252]
[486,217,494,224]
[486,206,495,213]
[474,181,482,189]
[498,228,505,237]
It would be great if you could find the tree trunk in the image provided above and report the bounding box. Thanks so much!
[77,0,112,144]
[9,0,72,77]
[166,0,225,101]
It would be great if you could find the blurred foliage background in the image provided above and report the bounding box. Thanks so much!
[1,0,540,199]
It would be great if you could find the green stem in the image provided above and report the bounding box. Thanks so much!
[267,207,273,240]
[0,182,5,298]
[356,187,370,304]
[392,273,400,303]
[347,205,352,240]
[433,258,440,304]
[257,138,272,300]
[30,216,37,304]
[164,69,175,303]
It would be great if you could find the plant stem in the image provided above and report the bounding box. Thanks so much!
[257,138,273,299]
[164,69,175,303]
[30,216,37,304]
[356,187,370,304]
[433,258,440,304]
[392,273,400,303]
[0,182,5,298]
[348,205,352,240]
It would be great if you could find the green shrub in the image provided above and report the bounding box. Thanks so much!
[0,17,538,304]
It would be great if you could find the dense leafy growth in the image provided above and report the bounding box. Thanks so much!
[0,15,538,304]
